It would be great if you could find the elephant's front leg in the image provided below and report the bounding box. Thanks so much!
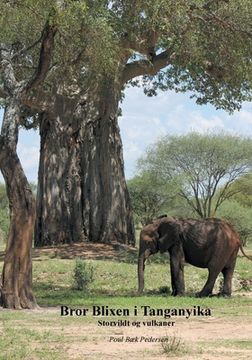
[169,246,185,296]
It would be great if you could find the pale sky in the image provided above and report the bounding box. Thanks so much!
[0,87,252,182]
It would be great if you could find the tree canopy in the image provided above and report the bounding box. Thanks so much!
[138,132,252,218]
[127,173,173,225]
[227,172,252,208]
[1,0,252,115]
[1,0,252,309]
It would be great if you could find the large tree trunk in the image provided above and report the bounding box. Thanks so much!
[0,104,37,309]
[80,87,134,244]
[35,95,84,246]
[35,80,135,246]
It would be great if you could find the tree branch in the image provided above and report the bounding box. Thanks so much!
[122,49,174,84]
[0,46,18,95]
[11,32,44,61]
[22,91,54,112]
[25,22,57,93]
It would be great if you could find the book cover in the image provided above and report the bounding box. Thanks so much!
[0,1,252,359]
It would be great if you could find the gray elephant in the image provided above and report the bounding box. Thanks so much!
[138,216,250,297]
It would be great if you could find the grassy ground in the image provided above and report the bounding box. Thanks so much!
[0,244,252,359]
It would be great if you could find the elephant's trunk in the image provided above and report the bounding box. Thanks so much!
[138,249,150,294]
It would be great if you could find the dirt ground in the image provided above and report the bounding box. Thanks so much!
[1,243,251,359]
[0,241,136,262]
[11,305,251,360]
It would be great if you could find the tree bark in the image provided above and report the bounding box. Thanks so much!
[80,85,135,244]
[35,80,135,246]
[35,95,84,246]
[0,103,37,309]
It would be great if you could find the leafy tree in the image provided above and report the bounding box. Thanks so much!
[128,172,195,225]
[227,172,252,208]
[0,0,121,308]
[35,0,252,247]
[217,200,252,246]
[139,133,252,218]
[127,173,171,225]
[1,1,252,308]
[2,1,252,248]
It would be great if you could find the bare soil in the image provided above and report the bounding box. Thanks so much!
[10,306,251,360]
[1,242,251,359]
[0,242,136,261]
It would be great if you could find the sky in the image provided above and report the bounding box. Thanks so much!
[0,87,252,182]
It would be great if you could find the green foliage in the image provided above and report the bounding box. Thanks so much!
[216,200,252,246]
[0,183,8,209]
[72,258,95,291]
[127,173,175,225]
[141,0,252,112]
[0,0,120,97]
[228,172,252,208]
[1,1,252,112]
[138,132,252,218]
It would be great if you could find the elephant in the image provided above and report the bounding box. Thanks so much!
[138,216,251,297]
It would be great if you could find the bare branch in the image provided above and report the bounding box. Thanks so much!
[179,189,203,218]
[25,22,57,93]
[122,49,174,84]
[22,91,54,112]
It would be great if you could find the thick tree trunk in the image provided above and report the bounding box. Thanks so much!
[0,104,37,309]
[35,82,135,246]
[80,99,134,244]
[35,96,84,246]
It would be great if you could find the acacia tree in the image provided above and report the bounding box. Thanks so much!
[138,133,252,218]
[35,0,252,246]
[127,173,178,225]
[228,172,252,208]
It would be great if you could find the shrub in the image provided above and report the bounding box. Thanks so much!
[161,334,187,356]
[73,258,95,291]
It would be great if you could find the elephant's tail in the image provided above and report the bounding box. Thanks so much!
[239,244,252,261]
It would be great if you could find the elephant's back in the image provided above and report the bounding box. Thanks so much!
[182,218,240,267]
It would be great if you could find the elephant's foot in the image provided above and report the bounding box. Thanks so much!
[217,292,231,298]
[172,291,185,297]
[195,290,212,298]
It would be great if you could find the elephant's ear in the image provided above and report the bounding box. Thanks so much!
[157,233,169,253]
[157,220,181,252]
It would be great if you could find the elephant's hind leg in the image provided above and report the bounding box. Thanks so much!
[221,254,238,297]
[196,267,221,297]
[221,267,234,297]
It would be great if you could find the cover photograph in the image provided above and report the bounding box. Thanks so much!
[0,1,252,359]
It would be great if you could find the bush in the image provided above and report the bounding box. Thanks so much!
[73,258,95,291]
[161,334,187,356]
